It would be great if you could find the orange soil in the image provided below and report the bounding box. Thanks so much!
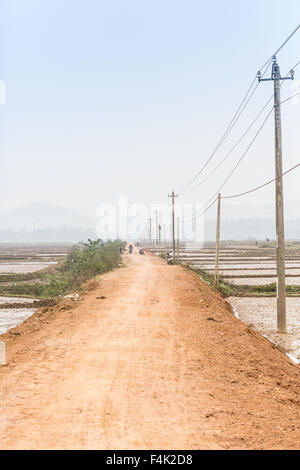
[0,250,300,449]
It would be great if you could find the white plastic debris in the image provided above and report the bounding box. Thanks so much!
[63,293,81,301]
[286,352,300,365]
[232,305,240,319]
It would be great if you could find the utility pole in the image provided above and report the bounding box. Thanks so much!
[176,217,180,261]
[163,224,166,251]
[158,224,161,253]
[258,56,294,333]
[155,210,159,249]
[168,190,178,262]
[149,218,152,247]
[214,193,221,286]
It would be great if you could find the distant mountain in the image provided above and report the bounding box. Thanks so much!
[0,203,95,231]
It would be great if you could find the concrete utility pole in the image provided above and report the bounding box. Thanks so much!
[258,56,294,333]
[177,217,180,261]
[163,224,166,251]
[168,190,178,262]
[155,211,159,248]
[214,193,221,286]
[149,218,152,247]
[158,224,161,253]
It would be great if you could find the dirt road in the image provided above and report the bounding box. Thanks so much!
[0,250,300,449]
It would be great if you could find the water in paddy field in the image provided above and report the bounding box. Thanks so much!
[0,308,36,334]
[0,262,58,274]
[0,296,36,304]
[177,242,300,363]
[227,277,300,286]
[0,243,70,274]
[228,298,300,363]
[0,297,37,334]
[0,244,71,333]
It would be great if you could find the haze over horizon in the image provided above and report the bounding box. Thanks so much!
[1,200,300,242]
[1,0,300,231]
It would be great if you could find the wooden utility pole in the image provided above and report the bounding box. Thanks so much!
[168,190,178,262]
[258,57,294,333]
[214,193,221,286]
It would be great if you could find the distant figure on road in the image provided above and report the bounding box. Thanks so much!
[129,244,133,254]
[119,247,123,254]
[139,247,144,255]
[166,252,173,265]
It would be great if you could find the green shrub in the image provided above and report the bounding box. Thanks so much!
[0,239,123,299]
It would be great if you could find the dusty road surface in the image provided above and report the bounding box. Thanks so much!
[0,249,300,449]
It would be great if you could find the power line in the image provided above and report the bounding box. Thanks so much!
[182,66,299,196]
[290,59,300,71]
[259,24,300,72]
[222,162,300,199]
[203,105,274,208]
[188,197,219,223]
[174,72,299,221]
[180,105,272,223]
[280,90,300,105]
[171,161,300,226]
[175,76,260,195]
[156,163,300,236]
[174,24,300,195]
[182,94,274,195]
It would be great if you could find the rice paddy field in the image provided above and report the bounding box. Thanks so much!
[0,243,72,334]
[148,240,300,363]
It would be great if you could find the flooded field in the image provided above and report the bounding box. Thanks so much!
[192,263,300,270]
[0,243,72,274]
[228,297,300,363]
[214,268,300,277]
[0,296,37,304]
[0,243,72,334]
[148,240,300,363]
[227,277,300,286]
[0,262,58,274]
[0,308,36,334]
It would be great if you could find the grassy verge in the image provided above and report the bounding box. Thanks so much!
[186,266,300,297]
[0,239,124,299]
[0,272,46,283]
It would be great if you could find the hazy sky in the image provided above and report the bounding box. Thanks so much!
[1,0,300,220]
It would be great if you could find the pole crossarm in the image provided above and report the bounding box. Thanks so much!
[258,56,295,82]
